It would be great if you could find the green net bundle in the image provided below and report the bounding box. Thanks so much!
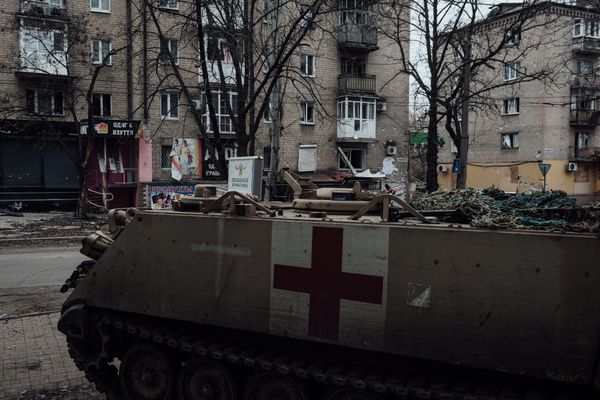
[410,188,599,233]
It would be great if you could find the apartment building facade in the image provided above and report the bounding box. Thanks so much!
[0,0,409,209]
[0,0,141,209]
[437,1,600,201]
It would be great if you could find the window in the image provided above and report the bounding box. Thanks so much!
[202,92,238,133]
[505,28,520,46]
[25,90,64,115]
[503,62,520,81]
[91,39,112,65]
[573,18,600,38]
[161,145,173,169]
[53,32,65,51]
[502,98,520,115]
[93,94,112,116]
[341,57,365,75]
[300,54,315,77]
[338,147,365,170]
[577,59,593,75]
[501,133,519,149]
[49,0,63,7]
[21,27,67,74]
[159,0,179,10]
[263,102,272,122]
[574,18,583,37]
[576,132,590,148]
[337,97,375,121]
[299,5,314,28]
[571,89,599,111]
[586,19,600,38]
[207,36,234,63]
[160,39,179,65]
[298,144,317,172]
[91,0,110,12]
[161,93,179,119]
[300,101,314,124]
[338,0,369,24]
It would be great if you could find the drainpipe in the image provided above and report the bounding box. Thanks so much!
[142,0,148,121]
[126,0,133,118]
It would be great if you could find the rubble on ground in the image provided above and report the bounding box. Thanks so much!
[411,188,599,233]
[0,211,108,248]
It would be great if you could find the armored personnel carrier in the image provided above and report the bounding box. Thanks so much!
[58,191,600,400]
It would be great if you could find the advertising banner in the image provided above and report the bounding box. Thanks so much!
[202,141,225,180]
[170,138,202,181]
[149,184,195,210]
[201,139,238,180]
[228,156,263,198]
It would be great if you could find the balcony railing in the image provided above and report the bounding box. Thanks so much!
[571,73,600,88]
[20,0,67,18]
[569,146,600,161]
[337,23,377,50]
[572,36,600,54]
[570,109,600,126]
[338,74,376,94]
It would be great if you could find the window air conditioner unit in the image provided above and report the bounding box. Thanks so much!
[376,101,387,112]
[386,145,397,155]
[567,162,578,172]
[437,164,448,173]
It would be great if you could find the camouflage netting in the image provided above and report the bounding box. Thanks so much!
[410,188,600,233]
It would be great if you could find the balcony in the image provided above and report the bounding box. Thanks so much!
[337,23,378,52]
[569,146,600,161]
[19,0,68,20]
[572,36,600,55]
[570,109,600,126]
[338,74,376,94]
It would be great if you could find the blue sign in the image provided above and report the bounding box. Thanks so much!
[452,159,461,173]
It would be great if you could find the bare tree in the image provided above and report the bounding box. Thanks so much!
[0,8,136,218]
[376,0,562,192]
[142,0,332,181]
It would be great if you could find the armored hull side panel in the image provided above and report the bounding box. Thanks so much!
[69,211,600,386]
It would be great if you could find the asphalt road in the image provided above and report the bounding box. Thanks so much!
[0,246,89,288]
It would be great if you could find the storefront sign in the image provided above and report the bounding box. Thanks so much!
[149,184,195,210]
[80,119,141,137]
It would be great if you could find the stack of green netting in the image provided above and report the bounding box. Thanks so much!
[410,188,599,233]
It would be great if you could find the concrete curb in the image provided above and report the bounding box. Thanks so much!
[0,309,60,321]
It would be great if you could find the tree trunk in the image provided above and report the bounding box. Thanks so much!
[425,102,439,193]
[456,41,471,189]
[237,135,250,157]
[76,166,88,218]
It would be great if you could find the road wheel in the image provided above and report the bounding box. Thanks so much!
[120,344,173,400]
[244,372,308,400]
[323,388,382,400]
[178,358,236,400]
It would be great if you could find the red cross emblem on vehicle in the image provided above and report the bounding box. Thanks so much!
[273,226,384,340]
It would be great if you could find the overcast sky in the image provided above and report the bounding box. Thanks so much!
[408,0,530,113]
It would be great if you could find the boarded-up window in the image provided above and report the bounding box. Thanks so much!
[298,144,317,172]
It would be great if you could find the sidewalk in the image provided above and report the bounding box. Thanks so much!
[0,312,103,400]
